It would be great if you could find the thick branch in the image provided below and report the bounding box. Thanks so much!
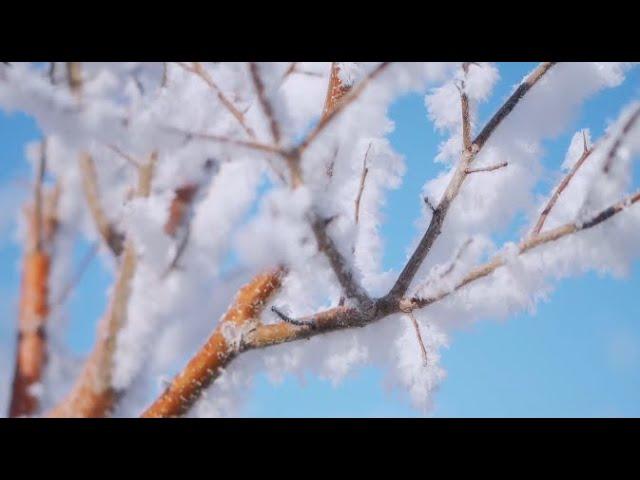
[141,267,287,418]
[9,184,59,417]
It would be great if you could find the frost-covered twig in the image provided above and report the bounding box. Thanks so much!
[78,152,125,257]
[296,62,391,155]
[164,125,283,156]
[602,103,640,173]
[472,62,556,151]
[176,62,255,139]
[310,214,370,306]
[249,62,281,144]
[354,142,372,224]
[405,189,640,311]
[531,131,594,236]
[465,161,508,174]
[406,311,428,367]
[387,62,556,299]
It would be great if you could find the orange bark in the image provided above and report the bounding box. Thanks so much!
[9,251,51,417]
[141,267,286,418]
[141,62,351,418]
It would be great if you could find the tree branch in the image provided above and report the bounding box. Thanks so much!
[531,131,594,236]
[176,62,255,139]
[386,62,556,300]
[249,62,281,144]
[47,153,157,418]
[78,152,125,257]
[141,267,287,418]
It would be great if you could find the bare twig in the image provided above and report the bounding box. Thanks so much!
[465,161,508,174]
[271,306,316,327]
[406,311,428,366]
[531,132,594,236]
[49,243,99,312]
[164,125,283,156]
[354,142,372,224]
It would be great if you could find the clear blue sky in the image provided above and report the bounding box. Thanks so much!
[1,63,639,417]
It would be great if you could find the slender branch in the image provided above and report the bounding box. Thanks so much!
[249,62,281,144]
[163,125,283,156]
[49,242,99,312]
[387,62,556,300]
[78,152,125,257]
[465,161,508,174]
[176,62,255,139]
[602,104,640,173]
[310,215,371,306]
[406,311,428,366]
[271,305,315,327]
[531,132,594,236]
[472,62,556,150]
[405,189,640,311]
[295,62,391,156]
[354,142,372,224]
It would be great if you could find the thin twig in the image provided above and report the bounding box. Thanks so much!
[78,152,125,257]
[296,62,391,156]
[531,132,594,236]
[602,104,640,173]
[465,161,508,174]
[249,62,281,144]
[176,62,255,139]
[50,242,99,311]
[406,311,428,366]
[163,125,283,156]
[271,306,316,327]
[33,138,47,252]
[354,142,372,224]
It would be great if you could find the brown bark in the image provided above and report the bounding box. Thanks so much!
[141,267,286,417]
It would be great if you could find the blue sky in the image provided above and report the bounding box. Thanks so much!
[1,63,639,417]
